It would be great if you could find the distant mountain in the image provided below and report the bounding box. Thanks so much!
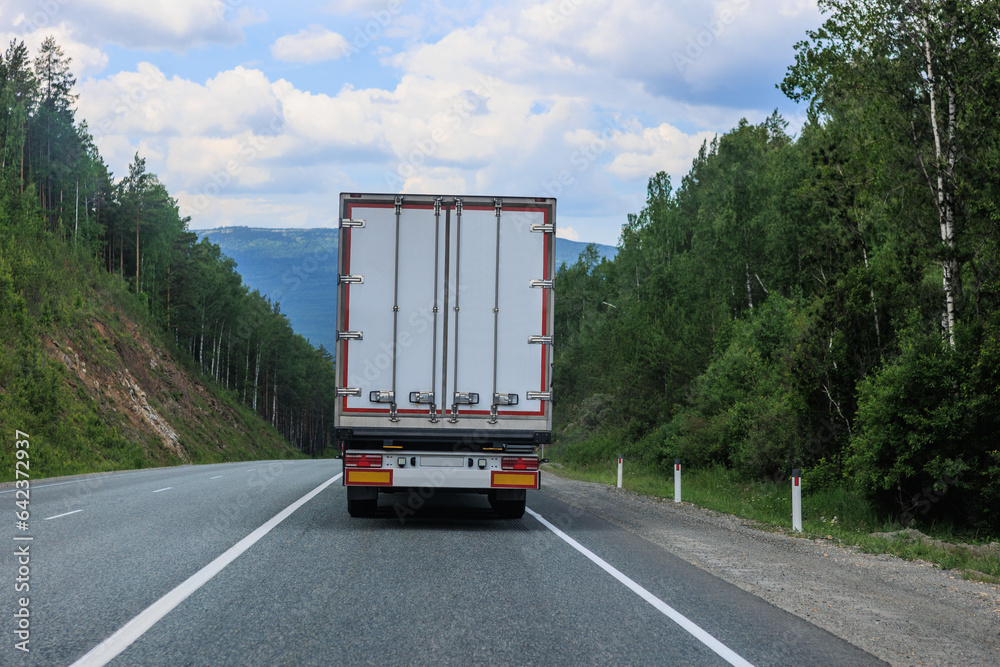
[555,238,617,268]
[197,227,617,354]
[195,228,338,353]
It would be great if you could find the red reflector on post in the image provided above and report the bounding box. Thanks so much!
[501,457,538,471]
[344,453,383,468]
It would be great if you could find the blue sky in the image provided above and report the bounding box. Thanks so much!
[2,0,823,245]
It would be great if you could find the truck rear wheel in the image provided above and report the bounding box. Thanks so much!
[490,490,526,519]
[347,487,377,517]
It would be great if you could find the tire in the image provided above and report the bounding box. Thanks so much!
[490,492,526,519]
[347,488,377,517]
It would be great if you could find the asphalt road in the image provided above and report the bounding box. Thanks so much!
[2,461,884,666]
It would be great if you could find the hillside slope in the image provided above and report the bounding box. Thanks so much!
[0,233,301,483]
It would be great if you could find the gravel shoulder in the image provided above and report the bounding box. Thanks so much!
[540,471,1000,667]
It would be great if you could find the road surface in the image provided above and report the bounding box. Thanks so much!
[2,460,883,666]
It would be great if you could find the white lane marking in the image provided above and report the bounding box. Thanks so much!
[0,480,91,494]
[152,487,173,493]
[0,470,163,494]
[70,472,342,667]
[525,507,754,667]
[209,476,223,480]
[44,510,84,520]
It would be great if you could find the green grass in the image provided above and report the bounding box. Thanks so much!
[544,455,1000,583]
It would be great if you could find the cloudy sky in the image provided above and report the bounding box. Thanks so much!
[2,0,822,245]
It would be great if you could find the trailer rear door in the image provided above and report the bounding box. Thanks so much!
[336,194,554,436]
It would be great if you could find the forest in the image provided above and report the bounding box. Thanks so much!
[552,0,1000,532]
[3,2,999,533]
[1,37,337,457]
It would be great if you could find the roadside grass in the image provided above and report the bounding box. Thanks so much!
[543,457,1000,584]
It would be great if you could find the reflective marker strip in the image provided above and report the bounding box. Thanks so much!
[491,471,538,489]
[345,469,393,486]
[525,507,754,667]
[70,472,343,667]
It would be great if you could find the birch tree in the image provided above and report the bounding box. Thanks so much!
[782,0,1000,346]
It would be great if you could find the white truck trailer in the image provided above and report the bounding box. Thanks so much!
[334,193,555,518]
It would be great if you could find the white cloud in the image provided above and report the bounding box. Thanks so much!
[2,0,249,52]
[556,226,579,241]
[271,25,349,64]
[1,24,108,77]
[326,0,395,13]
[64,0,824,245]
[607,122,718,181]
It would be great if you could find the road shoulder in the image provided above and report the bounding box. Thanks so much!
[539,472,1000,667]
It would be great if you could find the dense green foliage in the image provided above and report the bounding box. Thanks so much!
[554,1,1000,532]
[1,38,338,459]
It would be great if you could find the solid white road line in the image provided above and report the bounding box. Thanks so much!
[0,479,93,494]
[70,472,343,667]
[525,507,754,667]
[0,472,155,494]
[152,487,173,493]
[43,509,84,520]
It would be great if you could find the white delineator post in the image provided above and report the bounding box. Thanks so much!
[792,468,802,533]
[617,455,623,489]
[674,459,681,503]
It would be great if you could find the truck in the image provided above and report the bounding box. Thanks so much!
[334,193,555,519]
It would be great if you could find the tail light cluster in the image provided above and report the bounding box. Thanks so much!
[344,454,383,468]
[501,457,538,471]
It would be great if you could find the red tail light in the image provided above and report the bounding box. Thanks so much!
[501,457,538,471]
[344,454,383,468]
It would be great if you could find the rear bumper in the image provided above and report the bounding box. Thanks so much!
[336,427,550,449]
[343,451,539,490]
